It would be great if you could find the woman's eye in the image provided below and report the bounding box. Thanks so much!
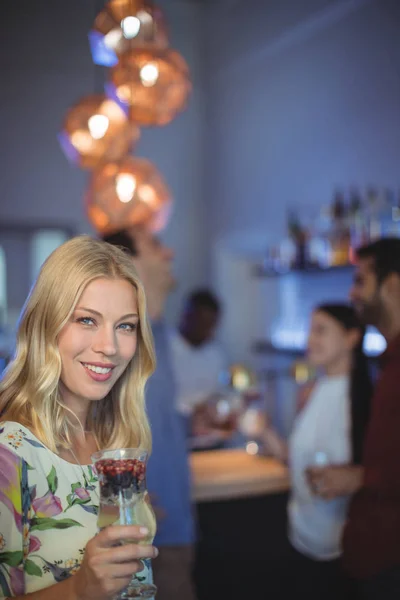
[118,322,137,332]
[77,317,95,326]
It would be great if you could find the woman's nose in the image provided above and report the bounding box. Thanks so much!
[92,326,117,356]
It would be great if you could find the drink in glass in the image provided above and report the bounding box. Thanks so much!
[92,448,157,598]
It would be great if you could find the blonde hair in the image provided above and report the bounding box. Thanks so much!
[0,235,155,453]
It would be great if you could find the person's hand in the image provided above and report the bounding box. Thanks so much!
[72,525,158,600]
[192,404,214,436]
[260,424,288,463]
[305,465,364,500]
[238,408,267,438]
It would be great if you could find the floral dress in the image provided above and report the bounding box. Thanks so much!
[0,421,100,597]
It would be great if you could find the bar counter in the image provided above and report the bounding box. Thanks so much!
[191,448,290,502]
[191,449,291,600]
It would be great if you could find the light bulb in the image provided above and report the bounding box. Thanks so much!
[246,441,259,456]
[139,184,156,207]
[232,371,250,391]
[116,84,131,103]
[88,114,109,139]
[121,16,141,39]
[116,173,136,203]
[104,28,122,49]
[70,130,93,153]
[136,10,152,25]
[140,62,159,87]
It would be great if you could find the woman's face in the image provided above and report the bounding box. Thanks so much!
[307,310,357,370]
[57,278,139,409]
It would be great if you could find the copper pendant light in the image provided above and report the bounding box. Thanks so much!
[86,155,172,234]
[89,0,169,67]
[107,48,192,126]
[59,94,140,169]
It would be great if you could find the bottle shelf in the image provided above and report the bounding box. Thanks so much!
[252,263,354,278]
[252,341,303,356]
[252,339,382,359]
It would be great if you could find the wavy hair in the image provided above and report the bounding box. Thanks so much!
[0,236,155,453]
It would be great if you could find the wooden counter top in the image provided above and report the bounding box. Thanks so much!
[190,448,290,503]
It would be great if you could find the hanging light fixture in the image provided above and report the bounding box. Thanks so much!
[59,94,140,169]
[106,48,191,126]
[86,155,172,234]
[89,0,169,67]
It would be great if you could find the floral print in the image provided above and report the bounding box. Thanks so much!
[0,422,99,596]
[0,442,24,533]
[0,422,155,597]
[65,468,99,517]
[31,489,63,518]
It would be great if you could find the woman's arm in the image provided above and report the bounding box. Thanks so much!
[261,427,288,463]
[261,382,315,463]
[8,526,157,600]
[0,442,157,600]
[306,465,364,499]
[0,443,29,598]
[6,573,78,600]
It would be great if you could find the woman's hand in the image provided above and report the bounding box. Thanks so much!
[72,525,158,600]
[260,423,288,463]
[305,465,364,500]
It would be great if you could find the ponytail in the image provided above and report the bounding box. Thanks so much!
[316,303,373,464]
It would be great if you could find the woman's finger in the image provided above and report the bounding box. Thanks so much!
[98,543,158,565]
[96,525,154,550]
[104,561,145,579]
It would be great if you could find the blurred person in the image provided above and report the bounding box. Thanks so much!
[263,303,372,599]
[0,236,158,599]
[170,288,226,418]
[310,238,400,599]
[103,228,197,600]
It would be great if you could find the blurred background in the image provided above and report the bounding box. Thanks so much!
[1,0,399,433]
[1,1,400,597]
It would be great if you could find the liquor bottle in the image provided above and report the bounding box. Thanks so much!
[366,186,382,241]
[379,188,397,238]
[307,206,332,268]
[331,189,350,266]
[288,210,307,270]
[348,187,368,249]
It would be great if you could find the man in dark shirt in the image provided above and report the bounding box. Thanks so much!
[308,238,400,598]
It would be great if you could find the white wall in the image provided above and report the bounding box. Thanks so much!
[0,0,207,321]
[2,0,400,344]
[205,0,400,360]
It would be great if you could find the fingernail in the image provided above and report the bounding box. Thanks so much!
[154,547,159,557]
[139,527,149,535]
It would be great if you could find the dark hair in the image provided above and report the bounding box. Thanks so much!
[102,229,137,256]
[316,303,373,464]
[186,289,221,314]
[356,237,400,284]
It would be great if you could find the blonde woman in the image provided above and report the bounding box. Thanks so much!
[0,236,158,599]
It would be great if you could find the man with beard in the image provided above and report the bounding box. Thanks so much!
[308,237,400,598]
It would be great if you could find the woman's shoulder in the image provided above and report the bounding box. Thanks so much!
[0,421,52,466]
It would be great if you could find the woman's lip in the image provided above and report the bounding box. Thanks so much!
[81,364,114,382]
[81,362,116,368]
